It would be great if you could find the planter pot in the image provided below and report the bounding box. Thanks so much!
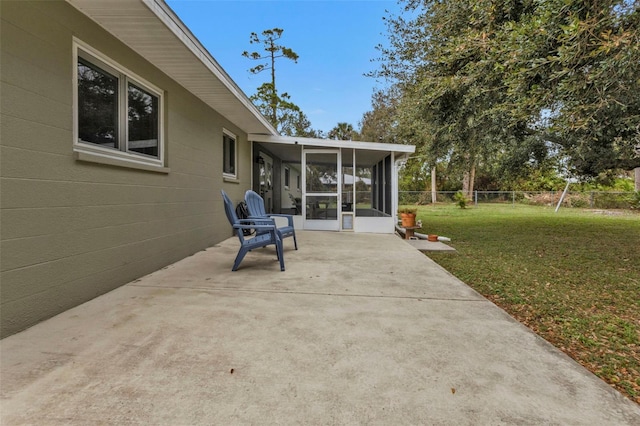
[400,213,416,228]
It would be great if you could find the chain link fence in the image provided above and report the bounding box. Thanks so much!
[399,191,639,210]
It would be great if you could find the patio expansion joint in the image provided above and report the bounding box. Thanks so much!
[128,283,486,302]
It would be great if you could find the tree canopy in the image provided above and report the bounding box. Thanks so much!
[327,122,358,140]
[371,0,640,186]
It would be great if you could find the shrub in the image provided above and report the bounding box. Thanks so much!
[630,192,640,210]
[453,191,470,209]
[398,207,418,215]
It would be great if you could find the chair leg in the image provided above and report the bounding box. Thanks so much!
[292,231,298,250]
[276,238,285,271]
[232,247,249,271]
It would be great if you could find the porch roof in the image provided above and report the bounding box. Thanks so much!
[249,134,415,166]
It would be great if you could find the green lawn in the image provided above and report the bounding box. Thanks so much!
[412,203,640,403]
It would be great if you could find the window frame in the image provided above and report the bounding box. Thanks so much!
[284,166,290,189]
[73,39,165,170]
[222,128,238,179]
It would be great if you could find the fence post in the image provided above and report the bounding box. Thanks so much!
[475,191,478,206]
[590,192,594,208]
[555,181,571,212]
[512,191,515,206]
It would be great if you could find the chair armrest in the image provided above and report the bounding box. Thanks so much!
[232,224,279,241]
[267,214,294,220]
[250,214,294,227]
[233,223,276,231]
[238,217,276,226]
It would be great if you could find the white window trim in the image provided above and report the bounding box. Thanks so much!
[72,38,165,171]
[222,128,238,180]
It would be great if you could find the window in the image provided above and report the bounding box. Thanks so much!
[74,40,164,168]
[284,166,290,189]
[223,129,237,178]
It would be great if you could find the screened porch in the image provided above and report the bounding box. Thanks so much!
[249,135,415,233]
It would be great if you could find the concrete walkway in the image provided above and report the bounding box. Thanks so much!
[2,231,639,425]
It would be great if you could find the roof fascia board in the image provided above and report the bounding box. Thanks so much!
[248,134,416,154]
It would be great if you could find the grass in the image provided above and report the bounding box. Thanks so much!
[412,203,640,404]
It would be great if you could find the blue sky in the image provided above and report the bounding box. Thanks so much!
[166,0,400,134]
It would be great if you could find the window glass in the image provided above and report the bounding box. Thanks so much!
[77,57,119,148]
[128,82,159,157]
[223,133,236,176]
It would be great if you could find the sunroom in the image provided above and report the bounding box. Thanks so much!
[249,134,415,233]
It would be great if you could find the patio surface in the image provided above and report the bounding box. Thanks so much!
[2,231,639,424]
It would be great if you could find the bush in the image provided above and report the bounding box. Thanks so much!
[630,192,640,210]
[453,191,470,209]
[567,194,589,208]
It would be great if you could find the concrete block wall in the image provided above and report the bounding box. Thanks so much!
[0,1,251,337]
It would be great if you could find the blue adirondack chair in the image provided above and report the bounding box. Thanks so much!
[245,190,298,250]
[221,190,284,271]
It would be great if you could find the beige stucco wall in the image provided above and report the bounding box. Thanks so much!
[1,1,252,337]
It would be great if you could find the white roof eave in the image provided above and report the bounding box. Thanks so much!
[66,0,278,136]
[248,134,416,154]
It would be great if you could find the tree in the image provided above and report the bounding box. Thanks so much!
[242,28,299,124]
[328,122,357,140]
[242,28,321,137]
[374,1,529,196]
[496,0,640,176]
[359,87,400,144]
[372,0,640,191]
[249,83,317,136]
[284,109,325,138]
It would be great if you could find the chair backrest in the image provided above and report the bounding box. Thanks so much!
[221,190,239,225]
[245,190,267,217]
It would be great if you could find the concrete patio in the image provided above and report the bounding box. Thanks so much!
[2,231,639,424]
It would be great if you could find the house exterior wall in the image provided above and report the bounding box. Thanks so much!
[0,1,250,337]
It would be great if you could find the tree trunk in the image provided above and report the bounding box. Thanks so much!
[635,167,640,191]
[462,164,476,199]
[431,166,437,203]
[270,41,277,126]
[468,163,476,199]
[462,171,470,197]
[461,147,477,199]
